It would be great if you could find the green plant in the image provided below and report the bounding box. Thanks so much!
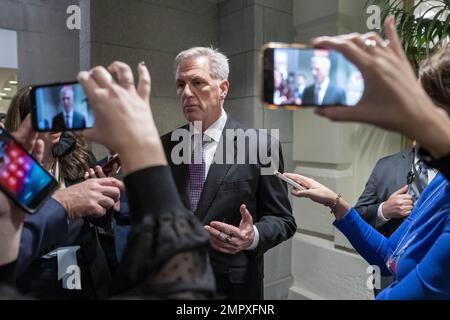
[369,0,449,69]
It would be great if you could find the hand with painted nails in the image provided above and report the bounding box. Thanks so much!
[311,17,450,158]
[77,61,167,175]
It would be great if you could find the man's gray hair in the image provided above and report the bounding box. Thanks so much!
[174,47,229,80]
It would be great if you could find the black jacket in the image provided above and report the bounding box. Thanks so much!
[354,148,414,237]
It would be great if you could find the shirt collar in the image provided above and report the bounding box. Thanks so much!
[205,109,227,142]
[190,109,227,143]
[318,77,330,90]
[63,109,74,117]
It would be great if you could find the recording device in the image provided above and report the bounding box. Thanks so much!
[274,171,306,191]
[31,81,95,132]
[261,43,364,109]
[101,154,121,177]
[0,129,58,214]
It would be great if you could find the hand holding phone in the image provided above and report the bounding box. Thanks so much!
[274,171,307,191]
[0,129,57,214]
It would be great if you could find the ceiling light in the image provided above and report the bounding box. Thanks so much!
[0,93,7,97]
[3,88,12,92]
[9,81,18,85]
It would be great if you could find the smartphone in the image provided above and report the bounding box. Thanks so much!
[102,154,121,177]
[31,81,95,132]
[0,129,58,214]
[274,171,306,191]
[261,43,364,109]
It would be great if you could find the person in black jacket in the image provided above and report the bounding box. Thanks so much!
[5,88,121,299]
[78,60,215,298]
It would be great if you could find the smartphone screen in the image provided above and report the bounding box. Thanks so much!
[31,82,95,132]
[0,129,58,213]
[262,45,364,108]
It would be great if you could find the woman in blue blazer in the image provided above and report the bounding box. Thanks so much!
[285,171,450,299]
[285,17,450,300]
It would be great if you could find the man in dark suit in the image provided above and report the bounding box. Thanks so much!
[52,86,86,131]
[302,56,346,106]
[355,148,414,237]
[161,47,296,300]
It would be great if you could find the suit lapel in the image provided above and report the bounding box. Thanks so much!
[172,160,190,209]
[166,125,191,209]
[396,148,414,187]
[195,118,237,222]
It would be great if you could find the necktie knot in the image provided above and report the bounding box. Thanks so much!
[408,160,429,202]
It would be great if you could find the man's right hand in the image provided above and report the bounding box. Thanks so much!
[52,178,124,219]
[382,185,413,219]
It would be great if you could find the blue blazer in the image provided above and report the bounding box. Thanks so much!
[335,173,450,299]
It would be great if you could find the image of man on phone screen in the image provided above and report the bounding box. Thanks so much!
[302,55,346,106]
[52,86,86,131]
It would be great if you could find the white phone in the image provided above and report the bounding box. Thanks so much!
[274,171,306,190]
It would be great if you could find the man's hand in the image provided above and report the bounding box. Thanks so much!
[382,185,413,219]
[52,177,124,219]
[204,204,255,255]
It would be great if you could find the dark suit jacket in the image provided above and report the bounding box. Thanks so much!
[161,117,296,300]
[354,148,414,237]
[52,111,86,131]
[303,82,346,106]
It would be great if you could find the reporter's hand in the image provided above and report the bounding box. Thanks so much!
[312,17,450,157]
[284,173,351,219]
[382,185,413,219]
[78,61,167,174]
[52,177,124,219]
[204,205,255,254]
[84,165,107,179]
[84,166,122,211]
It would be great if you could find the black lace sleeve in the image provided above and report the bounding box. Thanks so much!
[113,166,215,299]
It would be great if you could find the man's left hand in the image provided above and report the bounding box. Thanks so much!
[204,204,255,254]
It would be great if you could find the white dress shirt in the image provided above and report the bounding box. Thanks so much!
[316,77,330,105]
[190,109,260,250]
[62,110,74,128]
